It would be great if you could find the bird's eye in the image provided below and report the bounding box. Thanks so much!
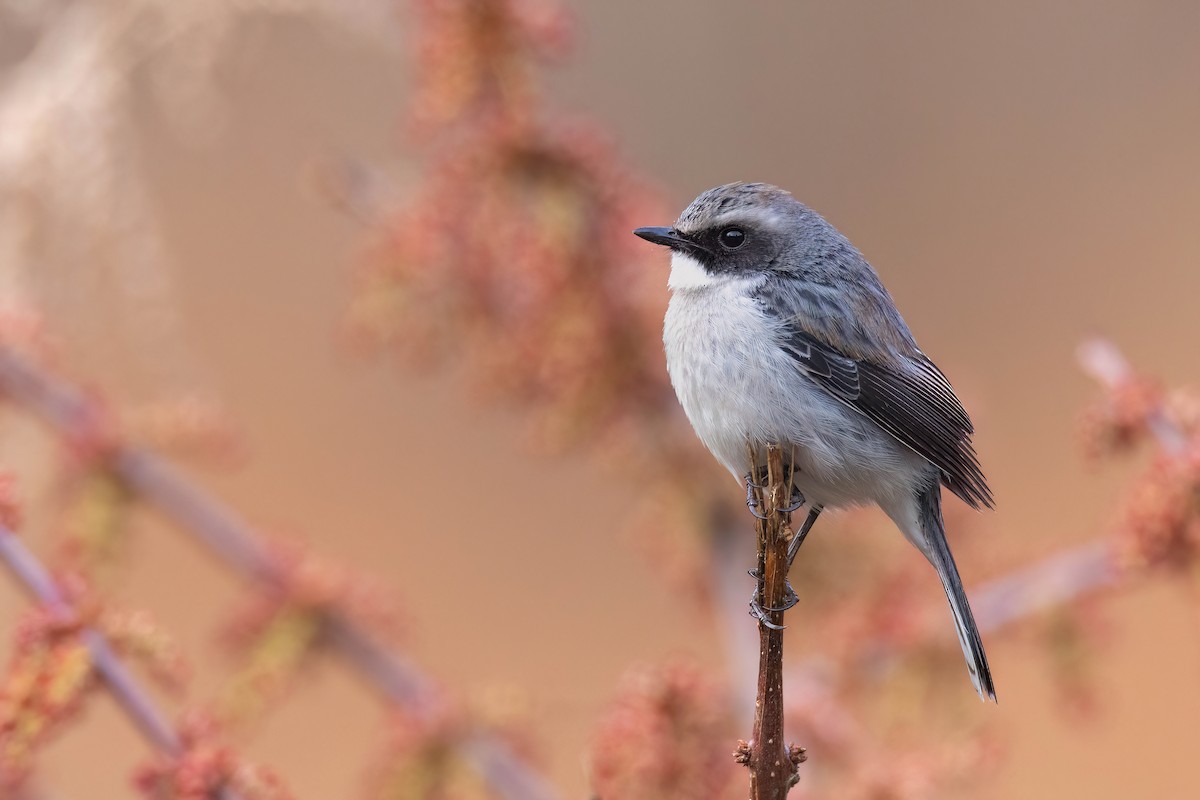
[718,227,746,249]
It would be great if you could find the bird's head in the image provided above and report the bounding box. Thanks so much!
[634,182,815,289]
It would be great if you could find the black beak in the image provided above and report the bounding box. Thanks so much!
[633,226,693,250]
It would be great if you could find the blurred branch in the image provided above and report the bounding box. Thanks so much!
[0,346,559,800]
[0,522,240,800]
[971,540,1115,631]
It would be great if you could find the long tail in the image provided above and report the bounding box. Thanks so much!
[918,486,997,702]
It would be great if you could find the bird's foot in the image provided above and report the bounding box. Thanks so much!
[781,486,806,514]
[749,599,785,630]
[747,568,798,629]
[744,473,768,520]
[744,472,804,519]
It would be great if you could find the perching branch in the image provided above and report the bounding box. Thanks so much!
[0,523,241,800]
[0,346,559,800]
[735,445,806,799]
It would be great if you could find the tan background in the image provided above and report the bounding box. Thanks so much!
[3,1,1200,797]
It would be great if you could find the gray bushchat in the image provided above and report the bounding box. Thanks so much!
[634,182,996,702]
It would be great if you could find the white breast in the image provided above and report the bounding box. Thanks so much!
[662,271,786,475]
[662,272,925,509]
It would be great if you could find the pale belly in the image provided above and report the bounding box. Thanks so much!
[663,284,926,510]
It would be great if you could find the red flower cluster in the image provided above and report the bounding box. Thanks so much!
[0,604,95,786]
[0,573,187,786]
[409,0,572,137]
[588,661,738,800]
[1078,374,1165,459]
[1114,450,1200,572]
[1079,342,1200,574]
[220,538,403,722]
[1078,339,1200,462]
[134,712,292,800]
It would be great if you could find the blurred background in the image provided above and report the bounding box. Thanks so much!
[0,1,1199,798]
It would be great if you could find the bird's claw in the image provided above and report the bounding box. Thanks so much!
[744,474,769,520]
[781,487,806,514]
[744,474,804,520]
[750,599,787,630]
[748,606,787,633]
[747,569,798,627]
[766,581,799,612]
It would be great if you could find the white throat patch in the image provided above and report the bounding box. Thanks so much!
[668,252,716,290]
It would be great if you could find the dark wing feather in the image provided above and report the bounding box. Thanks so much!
[779,327,994,510]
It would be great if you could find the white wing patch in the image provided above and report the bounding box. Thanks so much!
[668,252,715,290]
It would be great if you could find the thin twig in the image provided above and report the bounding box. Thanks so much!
[736,445,805,799]
[0,524,240,800]
[0,347,559,800]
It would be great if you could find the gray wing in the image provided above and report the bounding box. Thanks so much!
[765,304,993,510]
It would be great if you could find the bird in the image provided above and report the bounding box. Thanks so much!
[633,182,996,702]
